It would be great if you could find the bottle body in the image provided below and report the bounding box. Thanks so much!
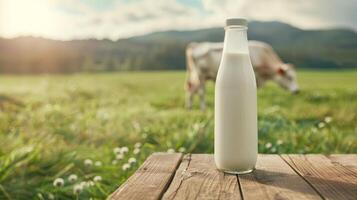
[214,21,257,174]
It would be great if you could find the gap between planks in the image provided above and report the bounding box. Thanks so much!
[163,154,323,200]
[111,154,357,200]
[237,154,321,200]
[162,154,241,200]
[281,154,357,200]
[110,153,183,200]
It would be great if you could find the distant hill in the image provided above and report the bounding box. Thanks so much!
[0,21,356,73]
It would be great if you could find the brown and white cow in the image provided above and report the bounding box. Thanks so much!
[185,40,299,110]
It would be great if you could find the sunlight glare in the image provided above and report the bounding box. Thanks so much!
[0,0,61,37]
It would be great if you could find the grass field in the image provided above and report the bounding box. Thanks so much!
[0,70,356,199]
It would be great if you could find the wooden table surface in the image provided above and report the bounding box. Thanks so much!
[110,153,357,200]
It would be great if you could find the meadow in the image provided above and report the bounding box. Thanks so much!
[0,70,356,199]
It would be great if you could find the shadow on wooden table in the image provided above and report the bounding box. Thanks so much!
[240,169,357,198]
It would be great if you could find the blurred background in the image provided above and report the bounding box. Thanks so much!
[0,0,356,199]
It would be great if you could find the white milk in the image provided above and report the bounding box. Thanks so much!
[214,18,257,174]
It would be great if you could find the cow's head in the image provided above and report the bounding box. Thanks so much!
[275,63,300,94]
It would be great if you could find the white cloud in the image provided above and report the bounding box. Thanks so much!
[0,0,356,40]
[68,0,209,40]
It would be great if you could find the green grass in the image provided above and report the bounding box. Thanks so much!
[0,70,356,199]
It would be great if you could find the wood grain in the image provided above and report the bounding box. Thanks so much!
[109,154,357,200]
[110,153,183,200]
[238,154,321,200]
[162,154,241,200]
[282,154,357,200]
[329,154,357,168]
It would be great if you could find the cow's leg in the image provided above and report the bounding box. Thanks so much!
[186,89,194,109]
[185,80,198,109]
[198,82,206,111]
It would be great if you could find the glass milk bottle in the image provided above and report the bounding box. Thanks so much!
[214,18,257,174]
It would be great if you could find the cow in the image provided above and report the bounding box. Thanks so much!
[185,40,299,111]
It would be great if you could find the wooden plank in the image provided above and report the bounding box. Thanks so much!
[110,153,183,200]
[329,154,357,168]
[162,154,241,200]
[238,154,321,200]
[282,154,357,200]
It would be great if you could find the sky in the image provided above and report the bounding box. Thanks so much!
[0,0,356,40]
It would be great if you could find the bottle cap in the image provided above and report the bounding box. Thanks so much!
[226,18,248,27]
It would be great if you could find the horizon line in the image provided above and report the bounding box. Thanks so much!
[0,21,355,42]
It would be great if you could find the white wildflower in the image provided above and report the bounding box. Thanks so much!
[318,122,325,128]
[311,127,318,133]
[121,146,129,154]
[277,140,283,145]
[324,116,332,123]
[112,160,118,165]
[87,181,95,187]
[113,147,121,154]
[95,161,102,167]
[128,157,136,164]
[134,142,142,149]
[142,133,148,139]
[116,154,124,160]
[122,163,130,171]
[68,174,78,182]
[37,193,43,199]
[48,193,55,200]
[265,142,272,149]
[133,148,140,154]
[80,181,87,188]
[93,176,102,182]
[84,159,93,167]
[53,178,64,187]
[73,184,83,194]
[167,148,175,153]
[179,147,186,153]
[271,147,277,153]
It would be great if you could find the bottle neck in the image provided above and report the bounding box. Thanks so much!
[223,27,249,54]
